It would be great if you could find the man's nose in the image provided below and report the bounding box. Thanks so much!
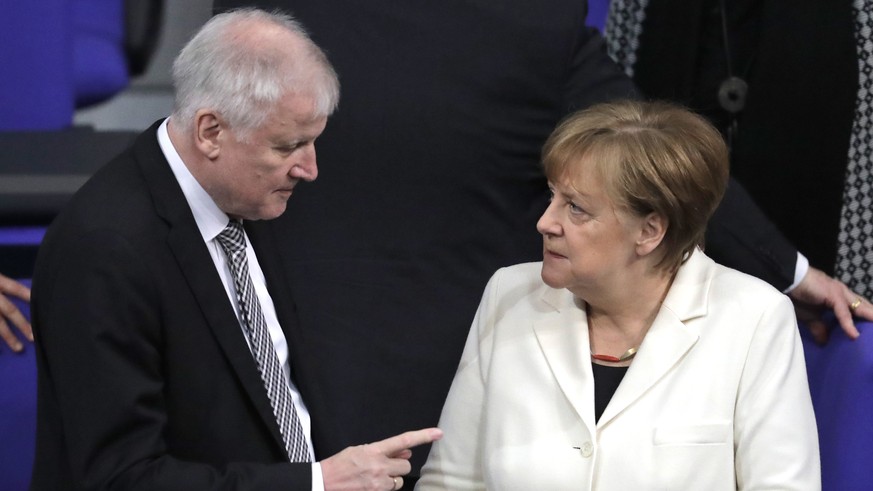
[291,145,318,181]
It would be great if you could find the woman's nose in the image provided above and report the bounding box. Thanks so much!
[537,200,560,236]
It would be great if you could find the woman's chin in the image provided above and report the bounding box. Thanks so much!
[540,268,567,290]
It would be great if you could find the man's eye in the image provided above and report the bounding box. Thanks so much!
[275,144,300,154]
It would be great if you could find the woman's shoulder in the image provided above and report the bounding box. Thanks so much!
[677,251,797,345]
[487,262,549,293]
[495,261,543,279]
[685,249,786,301]
[709,260,787,303]
[700,253,796,326]
[480,262,555,313]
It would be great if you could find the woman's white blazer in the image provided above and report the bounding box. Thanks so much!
[417,249,820,491]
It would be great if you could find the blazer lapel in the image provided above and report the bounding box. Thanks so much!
[133,122,288,453]
[597,308,699,427]
[598,250,713,427]
[533,288,598,432]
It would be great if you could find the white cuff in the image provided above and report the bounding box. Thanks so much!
[312,462,325,491]
[784,252,809,293]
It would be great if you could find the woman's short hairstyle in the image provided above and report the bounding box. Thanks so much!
[542,100,730,273]
[171,8,340,140]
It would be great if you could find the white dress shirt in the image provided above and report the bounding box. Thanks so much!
[787,252,809,293]
[157,119,324,490]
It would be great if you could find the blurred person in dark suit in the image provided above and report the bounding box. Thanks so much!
[606,0,873,341]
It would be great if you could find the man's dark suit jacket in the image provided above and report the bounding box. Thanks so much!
[30,121,323,490]
[632,0,858,275]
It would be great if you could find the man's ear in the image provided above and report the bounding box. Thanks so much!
[637,212,668,256]
[194,109,223,160]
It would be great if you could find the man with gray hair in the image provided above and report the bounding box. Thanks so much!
[29,8,440,491]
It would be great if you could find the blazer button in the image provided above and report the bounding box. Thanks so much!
[580,441,594,458]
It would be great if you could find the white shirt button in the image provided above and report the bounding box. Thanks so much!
[580,441,594,457]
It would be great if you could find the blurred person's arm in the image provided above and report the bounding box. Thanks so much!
[705,178,870,342]
[789,267,872,343]
[0,272,31,352]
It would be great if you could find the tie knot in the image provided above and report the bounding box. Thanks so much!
[216,219,247,255]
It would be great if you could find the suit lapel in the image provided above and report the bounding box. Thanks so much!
[533,288,598,432]
[245,221,302,350]
[598,250,712,427]
[532,250,714,429]
[597,308,699,427]
[245,221,336,456]
[133,122,288,454]
[245,220,331,451]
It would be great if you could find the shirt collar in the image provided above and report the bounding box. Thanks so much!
[157,118,231,242]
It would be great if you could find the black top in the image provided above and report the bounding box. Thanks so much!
[592,362,629,423]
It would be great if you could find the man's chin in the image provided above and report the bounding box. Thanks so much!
[243,203,289,221]
[263,206,288,221]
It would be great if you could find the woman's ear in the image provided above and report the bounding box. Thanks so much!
[194,109,223,160]
[637,212,668,256]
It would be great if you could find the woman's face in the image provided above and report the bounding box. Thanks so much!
[537,163,646,296]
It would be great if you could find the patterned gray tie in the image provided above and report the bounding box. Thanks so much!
[604,0,649,78]
[836,0,873,299]
[216,219,311,462]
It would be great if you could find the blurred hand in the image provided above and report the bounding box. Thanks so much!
[788,267,872,344]
[0,273,32,353]
[321,427,443,491]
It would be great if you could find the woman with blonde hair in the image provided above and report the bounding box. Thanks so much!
[417,100,819,490]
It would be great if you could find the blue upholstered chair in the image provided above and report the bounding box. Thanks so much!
[0,1,76,130]
[72,0,130,107]
[801,319,873,491]
[0,0,132,130]
[587,0,610,32]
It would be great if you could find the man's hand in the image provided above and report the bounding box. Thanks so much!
[789,267,872,344]
[321,427,443,491]
[0,273,32,353]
